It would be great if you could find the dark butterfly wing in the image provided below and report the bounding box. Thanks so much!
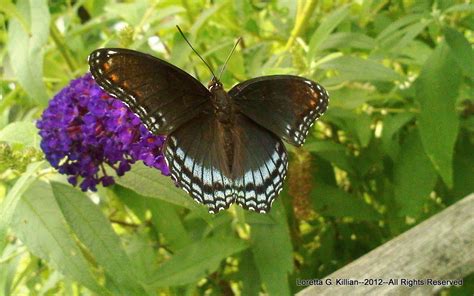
[231,114,288,213]
[229,75,329,147]
[164,108,234,213]
[88,48,210,134]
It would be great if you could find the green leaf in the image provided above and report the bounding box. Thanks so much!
[381,113,415,159]
[38,271,63,295]
[318,32,376,51]
[0,121,39,148]
[304,139,354,174]
[237,250,261,296]
[0,244,20,295]
[383,113,415,139]
[0,161,44,252]
[376,14,424,42]
[104,0,148,26]
[308,5,350,59]
[115,185,192,251]
[51,182,147,295]
[319,56,403,85]
[190,1,229,36]
[304,140,346,153]
[449,135,474,202]
[169,32,193,68]
[398,40,433,65]
[7,0,50,104]
[393,131,437,217]
[115,163,208,216]
[379,20,431,54]
[145,236,248,288]
[113,185,148,219]
[245,43,271,78]
[224,49,246,81]
[443,27,474,77]
[326,87,374,109]
[147,199,192,250]
[0,1,30,34]
[249,201,292,296]
[311,183,381,220]
[123,231,159,283]
[353,113,373,147]
[11,181,105,294]
[148,6,185,25]
[415,44,461,187]
[445,3,474,13]
[325,109,373,147]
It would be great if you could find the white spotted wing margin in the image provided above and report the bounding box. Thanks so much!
[164,112,288,214]
[164,110,235,214]
[229,75,329,147]
[232,114,288,213]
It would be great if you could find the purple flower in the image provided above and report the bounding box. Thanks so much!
[37,74,169,191]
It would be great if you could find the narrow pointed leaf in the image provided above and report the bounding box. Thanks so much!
[7,0,50,104]
[0,121,39,148]
[11,181,105,294]
[146,236,248,288]
[249,201,292,295]
[415,44,461,187]
[115,163,209,217]
[0,161,44,252]
[443,27,474,77]
[308,5,350,59]
[393,131,437,217]
[51,182,148,295]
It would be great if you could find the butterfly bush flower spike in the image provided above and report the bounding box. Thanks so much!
[37,74,169,191]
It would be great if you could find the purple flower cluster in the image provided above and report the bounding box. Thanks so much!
[37,74,169,191]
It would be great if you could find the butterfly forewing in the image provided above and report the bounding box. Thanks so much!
[89,48,211,134]
[164,110,235,213]
[232,114,288,213]
[229,75,329,146]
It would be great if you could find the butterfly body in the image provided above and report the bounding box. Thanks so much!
[209,79,235,124]
[88,48,329,214]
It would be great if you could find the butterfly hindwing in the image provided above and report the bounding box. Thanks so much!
[89,48,211,134]
[229,75,329,147]
[164,109,235,213]
[231,114,288,213]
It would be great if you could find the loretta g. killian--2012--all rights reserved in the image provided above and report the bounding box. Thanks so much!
[295,278,464,287]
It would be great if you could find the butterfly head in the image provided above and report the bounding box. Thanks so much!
[208,77,223,92]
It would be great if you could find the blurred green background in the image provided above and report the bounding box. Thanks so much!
[1,0,473,295]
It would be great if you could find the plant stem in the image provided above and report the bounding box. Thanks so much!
[182,0,195,23]
[132,2,158,41]
[285,0,317,51]
[275,0,317,68]
[370,107,420,113]
[109,219,140,228]
[50,23,76,74]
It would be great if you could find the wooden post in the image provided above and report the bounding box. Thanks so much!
[296,194,474,295]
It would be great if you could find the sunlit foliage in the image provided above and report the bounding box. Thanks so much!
[0,0,473,294]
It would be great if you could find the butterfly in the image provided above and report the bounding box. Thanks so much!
[88,38,328,214]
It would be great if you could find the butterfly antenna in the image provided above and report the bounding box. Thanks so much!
[176,25,217,79]
[218,37,242,80]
